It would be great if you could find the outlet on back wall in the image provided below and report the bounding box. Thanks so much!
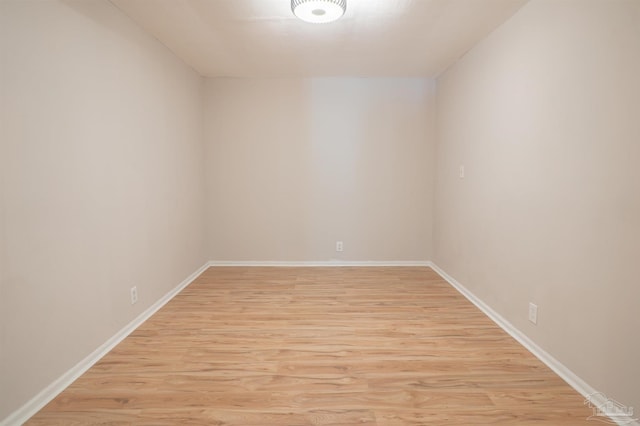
[130,286,138,305]
[336,241,344,252]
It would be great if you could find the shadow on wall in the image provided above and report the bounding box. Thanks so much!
[205,77,435,262]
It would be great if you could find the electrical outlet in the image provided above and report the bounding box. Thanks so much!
[130,286,138,305]
[336,241,344,252]
[528,302,538,324]
[459,165,465,178]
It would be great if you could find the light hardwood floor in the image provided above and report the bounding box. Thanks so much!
[27,267,598,425]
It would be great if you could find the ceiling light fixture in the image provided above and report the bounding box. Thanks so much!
[292,0,346,24]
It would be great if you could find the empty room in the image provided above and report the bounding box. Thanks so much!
[1,0,638,425]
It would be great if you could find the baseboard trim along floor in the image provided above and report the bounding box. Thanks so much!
[1,262,210,426]
[207,260,432,267]
[3,261,635,426]
[429,262,638,426]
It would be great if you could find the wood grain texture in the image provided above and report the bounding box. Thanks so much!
[27,267,598,425]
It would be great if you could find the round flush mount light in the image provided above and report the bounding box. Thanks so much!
[292,0,346,24]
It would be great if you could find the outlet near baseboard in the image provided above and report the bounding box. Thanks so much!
[130,286,138,305]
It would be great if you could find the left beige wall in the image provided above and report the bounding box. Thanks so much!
[0,0,207,419]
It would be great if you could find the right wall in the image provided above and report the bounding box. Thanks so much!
[434,0,639,413]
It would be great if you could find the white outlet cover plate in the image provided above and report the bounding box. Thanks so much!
[528,302,538,324]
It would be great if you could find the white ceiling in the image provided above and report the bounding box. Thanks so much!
[110,0,529,78]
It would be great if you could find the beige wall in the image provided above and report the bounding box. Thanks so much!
[3,0,638,422]
[0,0,207,419]
[204,78,435,262]
[434,0,640,412]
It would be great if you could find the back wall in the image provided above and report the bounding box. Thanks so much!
[204,78,435,262]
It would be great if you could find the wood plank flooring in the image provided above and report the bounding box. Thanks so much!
[27,267,598,425]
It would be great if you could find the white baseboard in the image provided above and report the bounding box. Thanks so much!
[5,261,635,426]
[2,260,430,425]
[0,261,210,426]
[429,262,639,426]
[207,260,432,267]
